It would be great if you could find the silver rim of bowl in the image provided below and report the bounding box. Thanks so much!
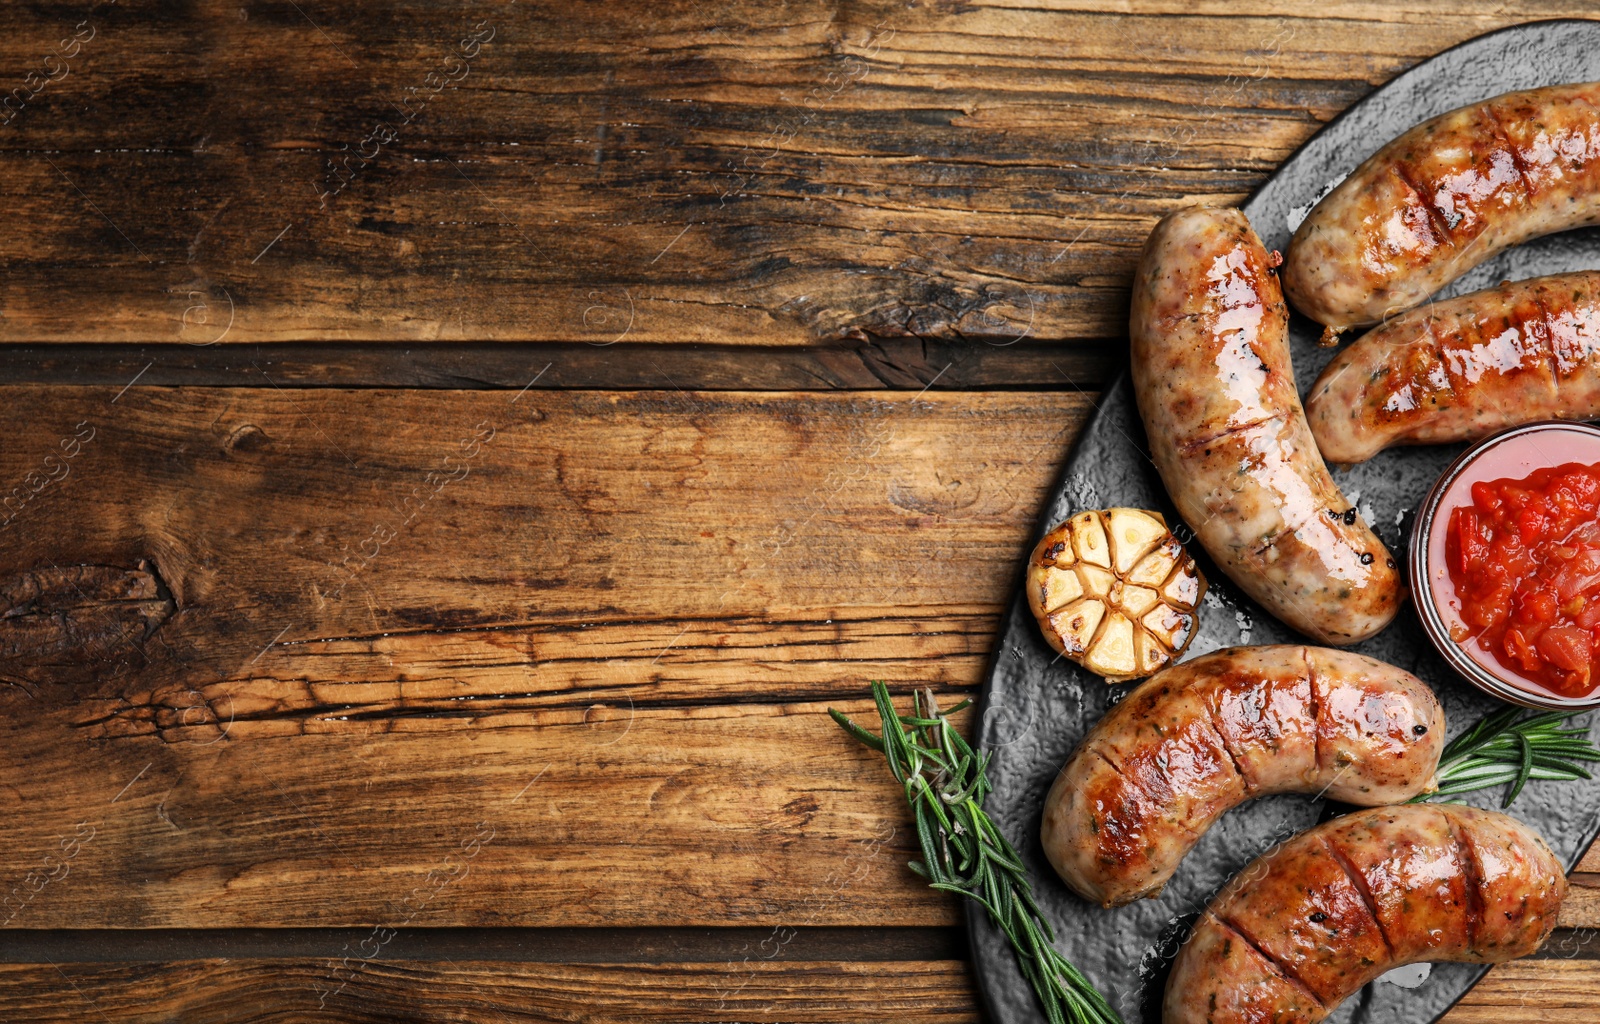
[1408,420,1600,711]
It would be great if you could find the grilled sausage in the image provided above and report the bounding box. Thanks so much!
[1040,645,1443,908]
[1130,206,1402,645]
[1164,804,1565,1024]
[1307,272,1600,463]
[1285,82,1600,337]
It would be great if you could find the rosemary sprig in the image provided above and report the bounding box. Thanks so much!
[1415,707,1600,808]
[831,683,1123,1024]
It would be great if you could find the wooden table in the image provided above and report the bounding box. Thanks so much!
[1,2,1598,1019]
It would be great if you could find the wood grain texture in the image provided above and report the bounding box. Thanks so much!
[1,696,969,928]
[1,1,1594,344]
[0,340,1119,391]
[1,383,1598,941]
[0,924,972,963]
[0,959,982,1023]
[1,955,1598,1022]
[0,386,1083,693]
[1443,959,1600,1023]
[0,386,1079,927]
[1563,875,1600,927]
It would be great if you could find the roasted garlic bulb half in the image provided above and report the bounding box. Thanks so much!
[1026,508,1206,682]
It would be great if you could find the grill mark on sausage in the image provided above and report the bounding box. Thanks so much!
[1174,412,1282,457]
[1196,648,1314,797]
[1325,829,1397,962]
[1085,746,1203,871]
[1391,162,1458,246]
[1088,745,1144,847]
[1201,691,1258,796]
[1184,416,1359,560]
[1180,415,1354,567]
[1553,276,1600,379]
[1482,102,1540,200]
[1448,813,1488,956]
[1302,645,1324,781]
[1098,698,1247,807]
[1560,91,1600,188]
[1215,910,1329,1011]
[1181,685,1252,798]
[1483,280,1564,413]
[1531,287,1564,392]
[1154,311,1203,331]
[1398,311,1453,446]
[1092,746,1126,779]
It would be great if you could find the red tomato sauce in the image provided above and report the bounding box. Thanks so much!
[1446,461,1600,698]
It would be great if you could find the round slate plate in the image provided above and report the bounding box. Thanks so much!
[971,19,1600,1024]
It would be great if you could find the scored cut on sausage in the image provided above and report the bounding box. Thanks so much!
[1040,645,1443,908]
[1130,205,1402,645]
[1284,82,1600,335]
[1306,272,1600,463]
[1164,804,1566,1024]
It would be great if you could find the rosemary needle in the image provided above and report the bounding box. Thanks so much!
[831,682,1124,1024]
[1415,706,1600,808]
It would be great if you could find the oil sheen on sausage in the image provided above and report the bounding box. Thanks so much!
[1040,645,1443,908]
[1130,206,1401,645]
[1165,804,1565,1024]
[1307,272,1600,463]
[1285,82,1600,334]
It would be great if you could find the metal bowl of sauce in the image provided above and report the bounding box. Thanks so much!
[1412,420,1600,710]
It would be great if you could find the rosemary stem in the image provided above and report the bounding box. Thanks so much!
[833,683,1124,1024]
[1416,707,1600,809]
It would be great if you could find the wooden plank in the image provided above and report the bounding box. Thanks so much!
[1562,873,1600,927]
[0,959,982,1023]
[1445,959,1600,1022]
[1,2,1592,344]
[0,386,1081,927]
[1,382,1596,936]
[0,341,1119,391]
[1,697,969,928]
[0,386,1084,694]
[1,954,1599,1022]
[0,925,970,964]
[1,382,1597,929]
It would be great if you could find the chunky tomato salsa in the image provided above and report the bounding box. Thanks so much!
[1447,461,1600,697]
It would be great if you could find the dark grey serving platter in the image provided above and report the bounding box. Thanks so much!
[971,19,1600,1024]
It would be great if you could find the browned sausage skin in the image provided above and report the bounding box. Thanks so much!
[1130,206,1402,645]
[1307,272,1600,463]
[1285,82,1600,335]
[1164,805,1565,1024]
[1040,646,1443,908]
